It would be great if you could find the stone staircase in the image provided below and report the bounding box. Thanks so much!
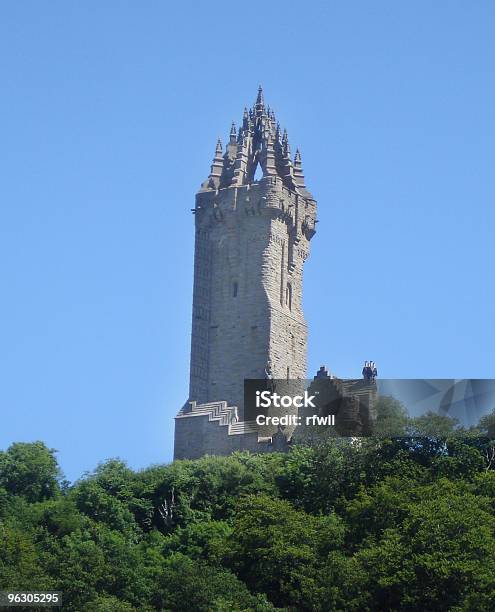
[177,400,260,436]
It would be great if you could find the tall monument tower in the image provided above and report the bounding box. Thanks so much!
[174,87,317,459]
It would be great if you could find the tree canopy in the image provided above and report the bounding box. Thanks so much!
[1,415,495,610]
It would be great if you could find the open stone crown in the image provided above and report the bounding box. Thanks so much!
[201,86,311,199]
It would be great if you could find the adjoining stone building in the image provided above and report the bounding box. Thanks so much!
[174,88,374,460]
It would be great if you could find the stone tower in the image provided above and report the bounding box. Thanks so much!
[174,87,317,459]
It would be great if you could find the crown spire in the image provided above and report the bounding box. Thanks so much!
[200,88,312,196]
[255,85,265,117]
[256,85,264,106]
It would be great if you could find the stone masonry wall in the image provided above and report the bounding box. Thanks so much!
[188,176,316,421]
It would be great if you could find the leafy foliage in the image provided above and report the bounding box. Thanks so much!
[1,430,495,610]
[0,441,61,502]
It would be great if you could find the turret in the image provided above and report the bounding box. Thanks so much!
[191,87,318,413]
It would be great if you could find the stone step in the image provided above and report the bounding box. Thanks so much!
[177,401,261,437]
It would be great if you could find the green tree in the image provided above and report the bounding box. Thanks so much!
[356,479,495,611]
[408,410,459,437]
[154,553,275,612]
[84,594,141,612]
[71,478,139,534]
[227,494,344,610]
[372,395,409,437]
[477,409,495,438]
[0,442,61,502]
[0,523,52,590]
[163,519,232,563]
[1,438,495,611]
[276,441,366,514]
[431,438,485,480]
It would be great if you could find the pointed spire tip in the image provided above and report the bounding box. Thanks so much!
[256,84,264,106]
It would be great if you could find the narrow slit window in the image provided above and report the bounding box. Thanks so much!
[286,283,292,310]
[233,282,238,297]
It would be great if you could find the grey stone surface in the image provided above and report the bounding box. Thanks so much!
[174,400,290,460]
[174,87,317,460]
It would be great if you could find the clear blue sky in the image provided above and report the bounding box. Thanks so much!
[1,2,494,481]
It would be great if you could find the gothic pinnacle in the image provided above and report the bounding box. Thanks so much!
[255,85,265,117]
[230,122,237,143]
[202,138,224,189]
[282,129,291,157]
[243,108,249,130]
[283,138,291,158]
[210,138,223,171]
[264,129,277,177]
[293,148,306,189]
[256,85,264,106]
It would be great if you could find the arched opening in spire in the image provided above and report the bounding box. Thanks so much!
[253,161,263,182]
